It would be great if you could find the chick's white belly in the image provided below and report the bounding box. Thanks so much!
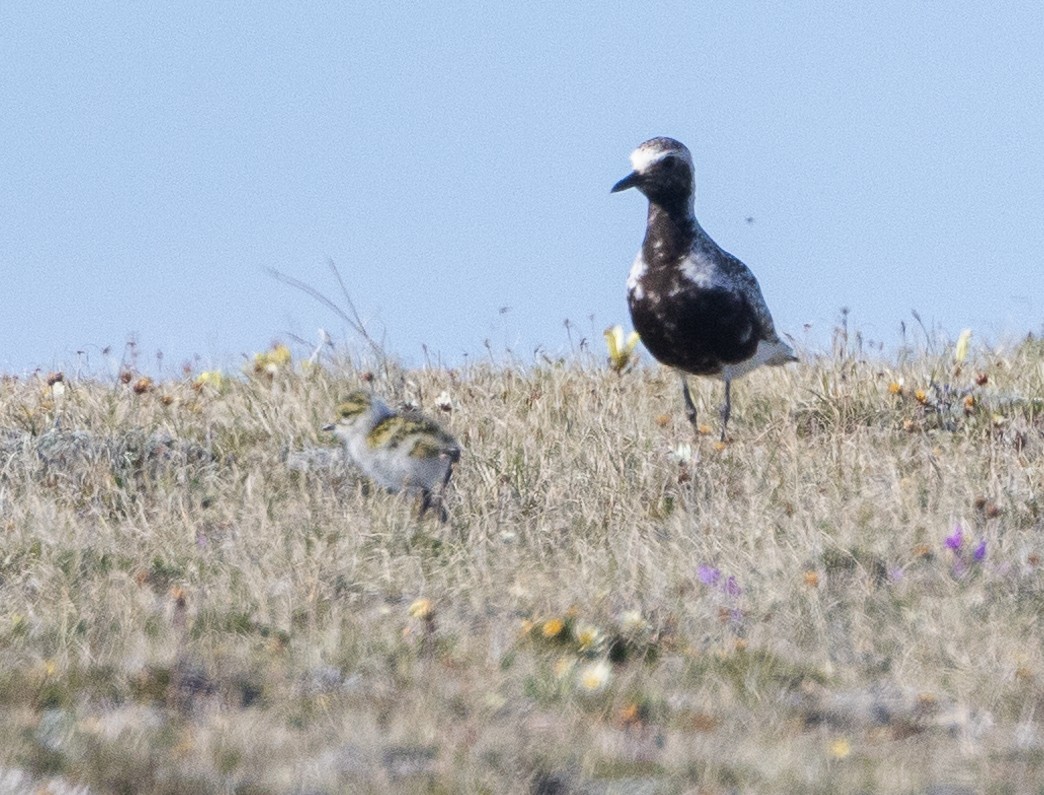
[346,437,447,492]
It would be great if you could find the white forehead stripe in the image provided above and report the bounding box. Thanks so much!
[629,147,668,172]
[626,139,693,173]
[628,144,692,174]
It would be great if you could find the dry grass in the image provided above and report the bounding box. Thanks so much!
[1,334,1043,794]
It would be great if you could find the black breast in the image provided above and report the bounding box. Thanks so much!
[628,277,761,375]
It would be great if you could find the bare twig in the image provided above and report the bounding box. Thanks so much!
[264,263,389,376]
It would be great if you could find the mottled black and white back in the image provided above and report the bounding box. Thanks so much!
[612,137,796,439]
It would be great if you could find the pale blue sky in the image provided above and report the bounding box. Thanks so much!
[3,3,1042,376]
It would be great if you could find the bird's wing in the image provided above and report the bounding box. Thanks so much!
[715,249,783,343]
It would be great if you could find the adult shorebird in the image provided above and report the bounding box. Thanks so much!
[324,390,461,521]
[612,136,796,440]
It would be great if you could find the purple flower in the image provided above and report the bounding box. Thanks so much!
[697,565,721,586]
[973,539,987,563]
[945,524,987,578]
[723,576,742,598]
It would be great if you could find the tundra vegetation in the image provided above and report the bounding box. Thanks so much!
[1,327,1042,794]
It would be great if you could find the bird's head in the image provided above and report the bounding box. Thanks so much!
[612,137,695,210]
[323,390,389,438]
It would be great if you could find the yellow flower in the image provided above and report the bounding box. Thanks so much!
[828,737,851,759]
[914,388,928,404]
[542,618,565,639]
[408,598,434,620]
[887,380,903,395]
[577,660,612,693]
[604,325,640,373]
[193,370,225,392]
[573,622,603,653]
[252,343,293,376]
[954,328,972,364]
[268,343,292,366]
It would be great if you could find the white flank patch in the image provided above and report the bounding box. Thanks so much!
[626,255,647,299]
[719,338,797,382]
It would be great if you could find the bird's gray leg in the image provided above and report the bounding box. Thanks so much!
[419,456,456,523]
[681,375,699,430]
[418,489,433,519]
[719,379,732,442]
[418,488,448,522]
